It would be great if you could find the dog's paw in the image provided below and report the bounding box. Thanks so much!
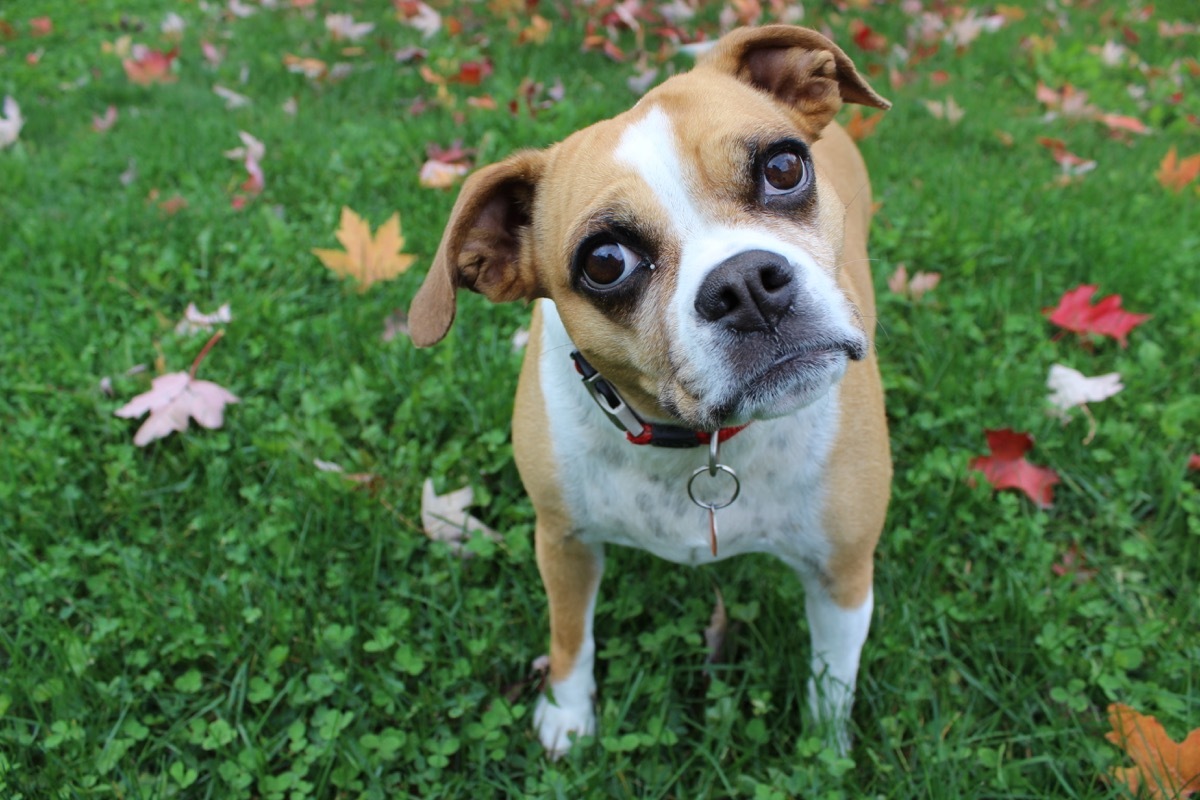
[807,676,853,756]
[533,693,595,759]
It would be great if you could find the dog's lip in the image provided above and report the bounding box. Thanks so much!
[755,337,865,379]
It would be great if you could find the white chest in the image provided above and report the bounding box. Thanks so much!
[537,302,840,569]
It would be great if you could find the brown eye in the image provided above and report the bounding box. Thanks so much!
[582,242,643,288]
[764,150,806,194]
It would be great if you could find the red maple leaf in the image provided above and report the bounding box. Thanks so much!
[1043,285,1151,347]
[969,429,1060,508]
[449,60,492,86]
[850,20,888,52]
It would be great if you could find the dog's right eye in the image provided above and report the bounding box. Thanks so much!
[582,242,644,289]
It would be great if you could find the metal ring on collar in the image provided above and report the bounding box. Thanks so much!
[687,463,741,511]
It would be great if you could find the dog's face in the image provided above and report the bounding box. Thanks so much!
[411,26,889,430]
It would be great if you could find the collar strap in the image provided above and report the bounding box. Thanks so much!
[570,350,750,448]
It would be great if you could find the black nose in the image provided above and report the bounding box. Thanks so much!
[694,250,797,333]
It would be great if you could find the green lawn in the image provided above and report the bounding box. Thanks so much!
[2,0,1198,797]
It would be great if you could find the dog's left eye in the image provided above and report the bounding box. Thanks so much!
[763,149,807,195]
[582,242,644,289]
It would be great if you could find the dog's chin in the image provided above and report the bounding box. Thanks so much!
[690,347,853,430]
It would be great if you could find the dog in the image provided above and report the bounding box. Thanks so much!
[409,25,892,757]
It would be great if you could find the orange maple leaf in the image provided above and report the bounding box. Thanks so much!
[1106,704,1200,799]
[313,207,417,293]
[1157,147,1200,192]
[845,107,884,141]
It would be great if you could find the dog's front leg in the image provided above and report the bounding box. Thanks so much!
[532,526,604,757]
[800,566,873,755]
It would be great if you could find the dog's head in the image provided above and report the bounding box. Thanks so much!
[410,25,889,430]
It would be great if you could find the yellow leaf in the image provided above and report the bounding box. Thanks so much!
[313,207,417,293]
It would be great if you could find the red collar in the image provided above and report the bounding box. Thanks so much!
[570,351,750,448]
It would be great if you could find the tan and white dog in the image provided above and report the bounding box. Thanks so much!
[410,25,892,757]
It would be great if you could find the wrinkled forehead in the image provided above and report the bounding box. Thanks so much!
[534,71,802,249]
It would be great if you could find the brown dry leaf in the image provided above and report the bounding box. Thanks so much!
[1105,704,1200,799]
[313,207,417,293]
[420,478,502,555]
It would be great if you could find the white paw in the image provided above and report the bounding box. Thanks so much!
[533,692,595,758]
[808,676,853,756]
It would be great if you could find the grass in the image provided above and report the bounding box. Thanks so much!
[2,0,1199,797]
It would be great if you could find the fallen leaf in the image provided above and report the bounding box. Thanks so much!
[1157,147,1200,192]
[161,12,186,40]
[123,46,179,85]
[420,478,502,555]
[283,54,328,80]
[228,0,257,18]
[1090,39,1128,67]
[1037,136,1098,178]
[114,333,238,447]
[312,458,379,488]
[175,302,232,335]
[1100,113,1149,135]
[1046,364,1123,413]
[419,159,468,189]
[213,84,252,110]
[312,207,417,292]
[1036,81,1099,119]
[450,60,492,86]
[325,13,374,41]
[907,271,941,299]
[627,68,659,96]
[969,429,1060,508]
[518,14,552,45]
[201,41,224,66]
[511,327,529,352]
[120,159,138,186]
[923,96,964,124]
[1158,20,1198,38]
[1043,285,1150,347]
[224,130,265,197]
[381,308,410,342]
[1105,704,1200,800]
[1051,543,1098,584]
[887,264,941,299]
[0,95,23,148]
[945,10,1004,49]
[92,105,118,132]
[850,20,887,52]
[845,107,884,141]
[396,0,442,38]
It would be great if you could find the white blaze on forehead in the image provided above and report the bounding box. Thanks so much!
[614,105,708,237]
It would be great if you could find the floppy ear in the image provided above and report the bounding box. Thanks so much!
[408,150,546,347]
[700,25,890,137]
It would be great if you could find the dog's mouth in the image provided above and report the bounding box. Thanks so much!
[673,333,867,428]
